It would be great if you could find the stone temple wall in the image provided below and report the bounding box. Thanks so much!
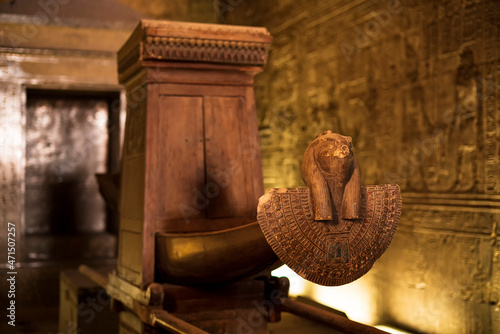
[223,0,500,332]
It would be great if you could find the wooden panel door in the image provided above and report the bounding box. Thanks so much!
[204,96,252,219]
[157,95,205,223]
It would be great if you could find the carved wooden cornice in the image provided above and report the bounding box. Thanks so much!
[118,20,272,83]
[143,36,270,65]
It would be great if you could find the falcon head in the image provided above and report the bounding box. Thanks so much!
[302,131,361,221]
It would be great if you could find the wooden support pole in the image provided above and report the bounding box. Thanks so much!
[78,265,209,334]
[280,297,388,334]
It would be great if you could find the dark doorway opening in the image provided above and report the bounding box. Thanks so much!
[24,89,121,262]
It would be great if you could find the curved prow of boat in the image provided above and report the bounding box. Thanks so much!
[155,221,279,285]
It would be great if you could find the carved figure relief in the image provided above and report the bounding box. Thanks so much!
[419,48,481,194]
[258,131,401,285]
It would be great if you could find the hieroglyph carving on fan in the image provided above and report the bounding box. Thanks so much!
[258,131,402,286]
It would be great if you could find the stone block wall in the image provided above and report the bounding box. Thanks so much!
[224,0,500,332]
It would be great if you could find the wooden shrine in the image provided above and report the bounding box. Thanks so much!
[112,19,279,334]
[79,19,399,334]
[116,20,274,287]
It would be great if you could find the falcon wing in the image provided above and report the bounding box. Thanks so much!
[257,185,401,286]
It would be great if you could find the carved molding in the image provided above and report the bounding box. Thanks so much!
[142,36,271,66]
[403,193,500,213]
[118,20,273,81]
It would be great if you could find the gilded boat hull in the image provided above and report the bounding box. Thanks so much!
[155,221,279,284]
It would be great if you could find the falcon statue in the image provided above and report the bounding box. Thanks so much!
[257,131,402,286]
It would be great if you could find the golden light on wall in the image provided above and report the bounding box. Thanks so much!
[310,277,378,325]
[272,265,308,296]
[273,265,418,334]
[375,325,412,334]
[272,265,378,324]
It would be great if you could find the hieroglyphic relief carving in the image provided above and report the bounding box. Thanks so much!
[243,1,499,198]
[482,0,499,194]
[397,44,497,195]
